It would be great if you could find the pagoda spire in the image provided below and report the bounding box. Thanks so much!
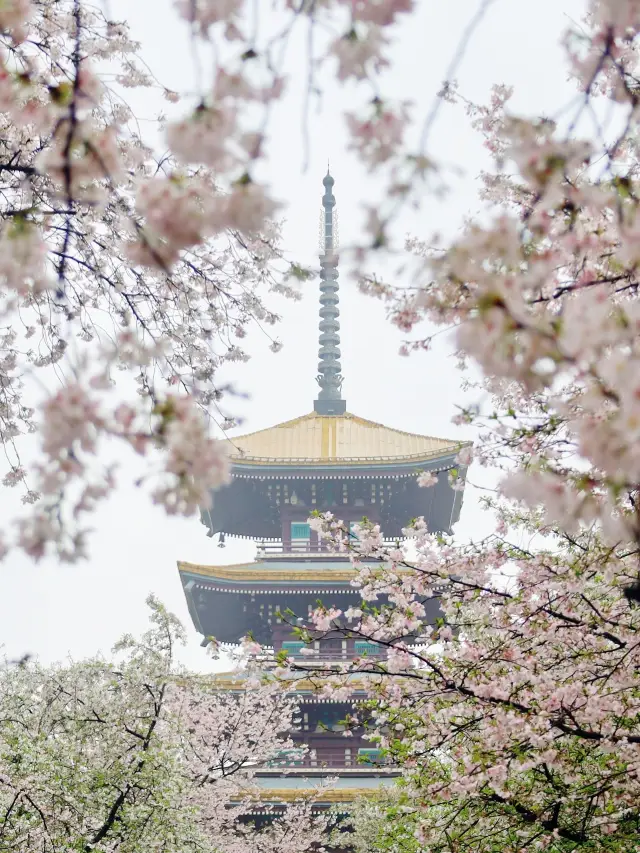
[314,167,346,415]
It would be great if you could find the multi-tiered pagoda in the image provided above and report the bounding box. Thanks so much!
[178,170,469,813]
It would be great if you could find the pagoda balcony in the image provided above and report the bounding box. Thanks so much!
[256,539,401,560]
[256,540,347,559]
[278,643,387,663]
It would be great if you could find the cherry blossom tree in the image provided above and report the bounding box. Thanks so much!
[9,1,640,845]
[0,595,330,852]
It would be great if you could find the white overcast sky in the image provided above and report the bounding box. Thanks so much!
[0,0,586,670]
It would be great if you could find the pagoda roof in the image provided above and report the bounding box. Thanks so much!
[223,411,463,468]
[204,671,375,696]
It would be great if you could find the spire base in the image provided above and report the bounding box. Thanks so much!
[314,398,346,416]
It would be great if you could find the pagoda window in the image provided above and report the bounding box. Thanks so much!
[355,640,381,657]
[358,747,384,765]
[291,522,310,544]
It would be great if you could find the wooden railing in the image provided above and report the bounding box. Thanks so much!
[257,541,338,556]
[278,648,387,662]
[257,539,402,558]
[267,748,388,769]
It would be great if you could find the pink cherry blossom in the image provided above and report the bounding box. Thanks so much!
[174,0,242,36]
[0,0,32,40]
[346,100,411,169]
[330,24,389,81]
[417,471,438,488]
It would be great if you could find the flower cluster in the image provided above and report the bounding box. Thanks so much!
[0,0,302,559]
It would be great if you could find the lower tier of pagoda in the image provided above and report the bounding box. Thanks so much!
[178,558,444,645]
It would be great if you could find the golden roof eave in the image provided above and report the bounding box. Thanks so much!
[244,788,387,803]
[178,560,357,583]
[223,411,469,467]
[207,674,375,692]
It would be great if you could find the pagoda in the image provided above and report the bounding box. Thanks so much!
[178,170,469,813]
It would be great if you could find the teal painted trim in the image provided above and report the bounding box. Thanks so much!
[354,641,380,655]
[358,748,383,764]
[178,571,355,590]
